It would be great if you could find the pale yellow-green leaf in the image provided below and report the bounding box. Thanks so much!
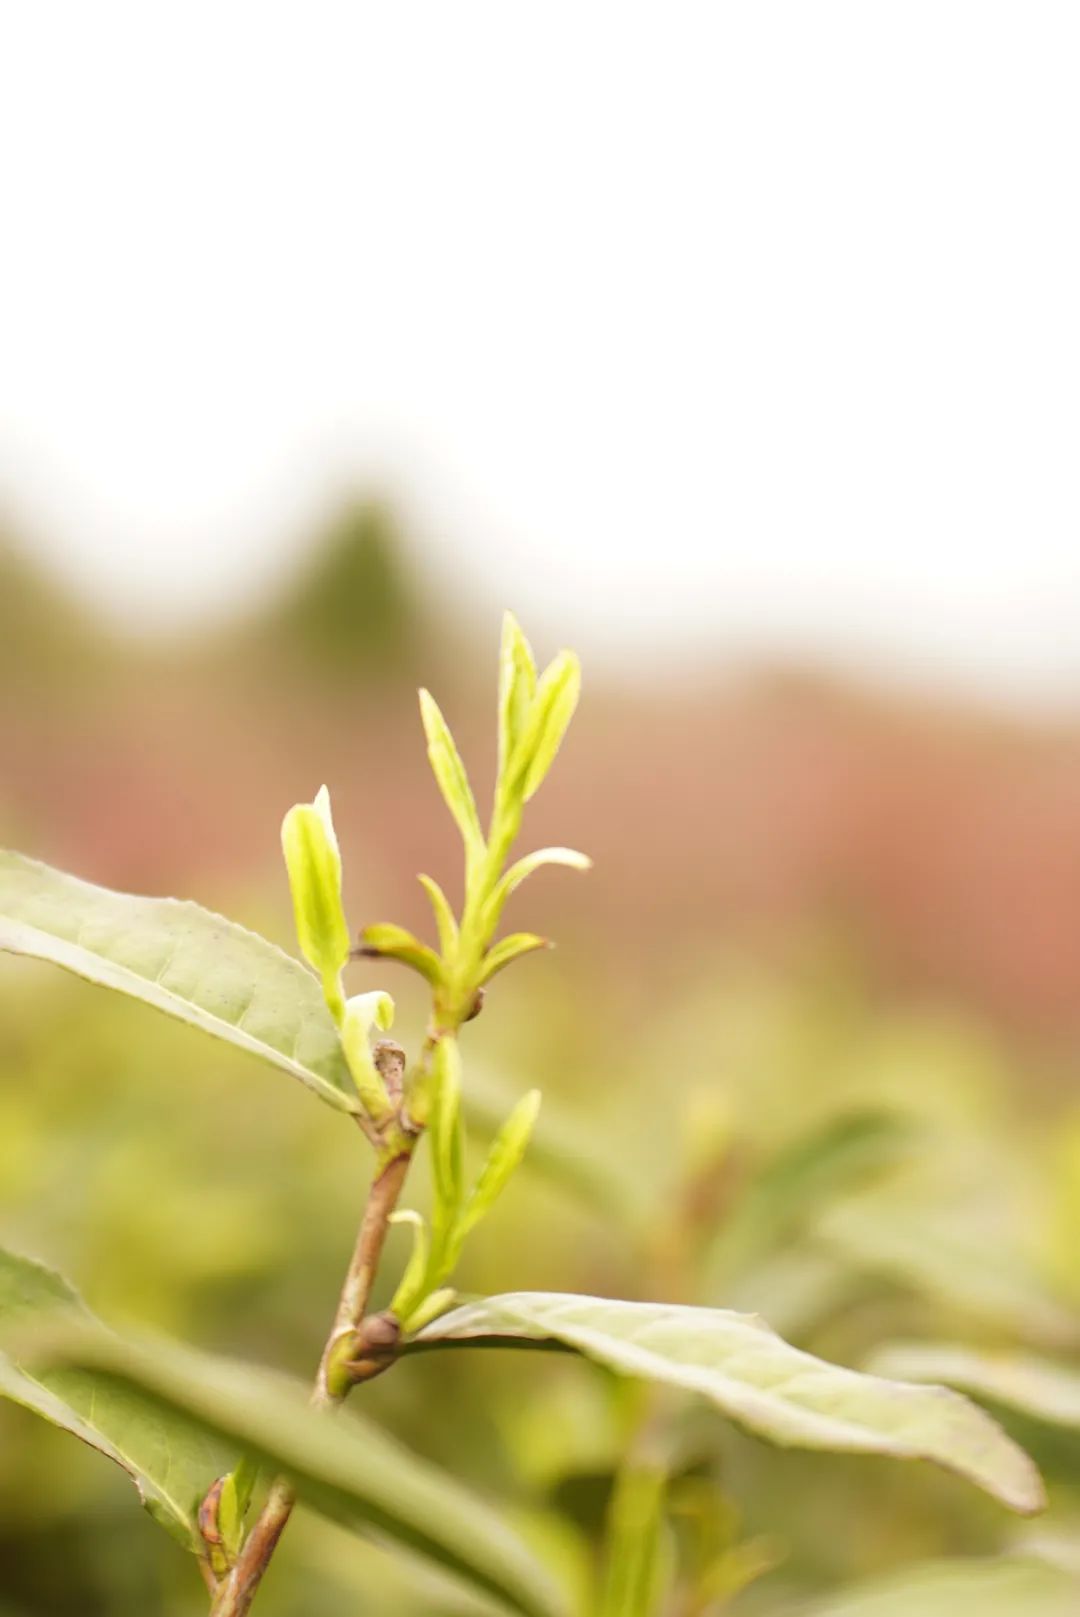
[0,850,361,1113]
[456,1090,541,1244]
[411,1293,1044,1514]
[418,873,459,956]
[419,689,485,860]
[497,611,538,780]
[517,653,581,803]
[463,1068,642,1228]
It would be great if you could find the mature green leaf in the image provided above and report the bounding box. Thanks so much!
[0,1246,231,1548]
[794,1556,1078,1616]
[19,1319,567,1617]
[410,1293,1044,1514]
[868,1343,1080,1432]
[0,850,360,1112]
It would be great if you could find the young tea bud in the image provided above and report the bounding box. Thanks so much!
[281,786,351,1017]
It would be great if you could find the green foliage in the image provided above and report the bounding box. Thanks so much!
[1,614,1070,1617]
[2,1268,565,1617]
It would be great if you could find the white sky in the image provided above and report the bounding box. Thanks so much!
[1,3,1078,706]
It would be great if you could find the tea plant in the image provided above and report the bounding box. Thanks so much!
[0,617,1050,1615]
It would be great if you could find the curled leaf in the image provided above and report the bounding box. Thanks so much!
[340,992,396,1121]
[486,847,591,930]
[357,923,444,988]
[478,933,551,985]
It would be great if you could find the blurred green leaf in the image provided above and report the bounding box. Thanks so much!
[411,1293,1045,1514]
[706,1111,914,1288]
[16,1315,569,1617]
[0,1246,230,1549]
[597,1458,671,1617]
[818,1198,1080,1348]
[0,850,361,1113]
[794,1556,1079,1616]
[868,1343,1080,1433]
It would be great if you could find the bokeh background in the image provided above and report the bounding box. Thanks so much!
[3,5,1080,1614]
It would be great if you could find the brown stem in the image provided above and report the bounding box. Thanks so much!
[208,1141,413,1617]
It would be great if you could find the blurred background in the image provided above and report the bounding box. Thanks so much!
[3,4,1080,1613]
